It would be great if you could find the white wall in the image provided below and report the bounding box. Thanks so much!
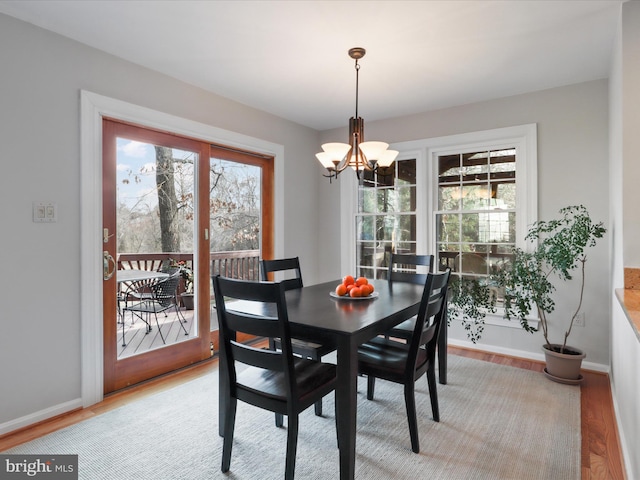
[318,80,611,367]
[0,13,322,431]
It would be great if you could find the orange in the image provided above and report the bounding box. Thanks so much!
[361,284,373,296]
[335,284,347,296]
[355,276,368,287]
[343,275,355,286]
[349,286,362,297]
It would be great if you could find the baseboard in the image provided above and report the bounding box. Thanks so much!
[447,338,610,373]
[0,398,83,438]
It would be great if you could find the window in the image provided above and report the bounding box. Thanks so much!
[436,148,516,286]
[356,159,417,279]
[346,124,537,328]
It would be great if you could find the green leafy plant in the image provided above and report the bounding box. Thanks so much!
[494,205,606,353]
[447,276,497,343]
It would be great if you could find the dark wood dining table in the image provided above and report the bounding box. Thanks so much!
[218,278,429,480]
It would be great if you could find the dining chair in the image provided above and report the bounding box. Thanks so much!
[358,269,450,453]
[260,257,304,290]
[213,275,337,480]
[260,257,335,416]
[121,272,188,346]
[383,253,449,384]
[385,253,434,339]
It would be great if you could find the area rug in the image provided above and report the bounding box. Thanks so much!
[4,355,580,479]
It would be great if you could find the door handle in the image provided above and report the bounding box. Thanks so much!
[103,250,116,280]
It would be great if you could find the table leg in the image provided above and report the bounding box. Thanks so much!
[336,336,357,480]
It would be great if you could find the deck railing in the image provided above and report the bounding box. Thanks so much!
[118,250,260,281]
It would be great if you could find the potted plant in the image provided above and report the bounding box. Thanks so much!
[494,205,606,383]
[174,260,195,310]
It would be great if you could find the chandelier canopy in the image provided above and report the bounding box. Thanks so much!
[316,48,398,181]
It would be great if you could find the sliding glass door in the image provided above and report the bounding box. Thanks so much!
[102,121,273,393]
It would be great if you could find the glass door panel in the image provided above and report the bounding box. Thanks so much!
[116,139,196,358]
[103,118,211,394]
[208,157,262,335]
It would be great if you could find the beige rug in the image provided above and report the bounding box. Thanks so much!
[4,355,580,479]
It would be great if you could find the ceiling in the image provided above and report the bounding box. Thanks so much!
[0,0,624,131]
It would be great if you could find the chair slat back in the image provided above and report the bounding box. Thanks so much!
[152,272,181,306]
[407,270,450,369]
[388,253,434,285]
[213,276,296,392]
[260,257,303,291]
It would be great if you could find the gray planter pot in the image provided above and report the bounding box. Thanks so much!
[542,344,585,385]
[180,292,195,310]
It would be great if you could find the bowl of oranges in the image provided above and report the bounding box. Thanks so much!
[330,275,378,300]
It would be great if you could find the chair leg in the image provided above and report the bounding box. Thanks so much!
[404,382,420,453]
[221,397,237,472]
[153,312,166,344]
[284,414,299,480]
[427,365,440,422]
[367,375,376,400]
[275,413,284,428]
[174,305,189,335]
[311,353,323,416]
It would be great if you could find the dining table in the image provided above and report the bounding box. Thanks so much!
[218,278,430,480]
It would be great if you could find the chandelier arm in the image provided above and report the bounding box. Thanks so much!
[335,146,354,173]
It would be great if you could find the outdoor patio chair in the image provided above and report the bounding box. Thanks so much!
[121,272,188,346]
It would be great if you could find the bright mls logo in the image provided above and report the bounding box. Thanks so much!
[0,455,78,479]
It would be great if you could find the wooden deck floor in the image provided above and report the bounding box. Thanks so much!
[117,307,196,358]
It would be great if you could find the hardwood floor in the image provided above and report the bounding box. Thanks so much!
[0,345,626,479]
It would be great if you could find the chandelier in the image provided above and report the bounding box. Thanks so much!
[316,47,398,181]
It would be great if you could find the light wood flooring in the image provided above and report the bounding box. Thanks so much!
[0,345,626,479]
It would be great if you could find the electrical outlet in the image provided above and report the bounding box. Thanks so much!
[574,313,585,327]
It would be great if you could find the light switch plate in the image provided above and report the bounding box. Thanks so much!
[33,202,57,223]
